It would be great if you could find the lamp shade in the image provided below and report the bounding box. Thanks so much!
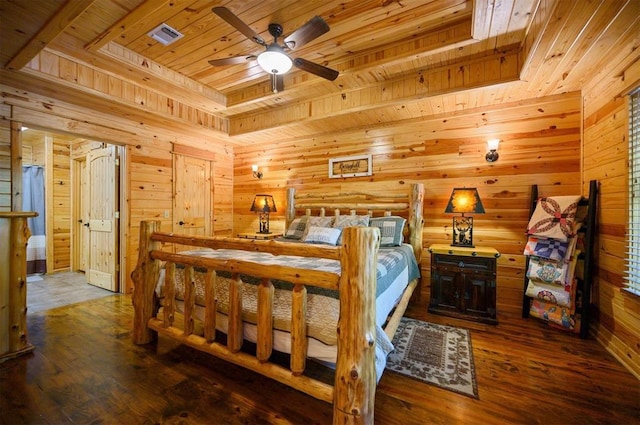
[257,45,292,74]
[250,194,277,213]
[444,188,485,214]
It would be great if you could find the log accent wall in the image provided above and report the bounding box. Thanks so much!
[233,91,582,318]
[582,53,640,377]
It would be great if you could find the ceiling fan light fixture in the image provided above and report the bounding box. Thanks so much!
[257,45,292,74]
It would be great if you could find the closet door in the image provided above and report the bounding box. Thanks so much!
[86,146,119,291]
[173,154,212,249]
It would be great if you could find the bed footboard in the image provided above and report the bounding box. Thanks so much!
[131,222,380,424]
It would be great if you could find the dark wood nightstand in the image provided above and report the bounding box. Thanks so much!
[428,244,500,325]
[237,232,283,240]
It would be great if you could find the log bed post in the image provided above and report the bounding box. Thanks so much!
[285,187,296,232]
[408,183,424,264]
[0,212,37,361]
[132,220,162,344]
[333,226,379,424]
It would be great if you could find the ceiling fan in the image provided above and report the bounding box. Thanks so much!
[208,6,339,93]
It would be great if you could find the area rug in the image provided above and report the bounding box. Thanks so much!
[386,317,478,399]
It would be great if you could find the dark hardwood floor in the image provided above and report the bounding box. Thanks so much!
[1,294,639,424]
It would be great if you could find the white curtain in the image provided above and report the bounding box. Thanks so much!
[22,166,46,274]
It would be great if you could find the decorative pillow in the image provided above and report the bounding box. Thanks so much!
[523,236,569,262]
[333,215,370,244]
[369,216,406,246]
[284,216,309,240]
[526,196,581,242]
[302,226,342,245]
[301,216,335,240]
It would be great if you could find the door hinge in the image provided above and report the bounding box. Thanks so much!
[115,158,120,166]
[114,211,120,219]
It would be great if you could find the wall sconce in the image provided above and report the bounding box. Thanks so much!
[444,188,486,247]
[251,164,263,179]
[486,139,500,162]
[250,194,277,234]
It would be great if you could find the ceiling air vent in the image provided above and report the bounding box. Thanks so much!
[147,23,184,46]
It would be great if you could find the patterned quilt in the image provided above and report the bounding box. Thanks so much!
[156,244,420,346]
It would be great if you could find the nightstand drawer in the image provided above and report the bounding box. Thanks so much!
[433,255,495,273]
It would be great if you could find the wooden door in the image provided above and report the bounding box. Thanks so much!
[86,146,118,291]
[174,155,212,245]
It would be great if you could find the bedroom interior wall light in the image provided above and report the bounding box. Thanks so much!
[444,188,486,247]
[250,194,277,234]
[486,139,500,162]
[251,164,263,179]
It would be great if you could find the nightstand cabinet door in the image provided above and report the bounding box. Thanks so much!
[429,251,497,324]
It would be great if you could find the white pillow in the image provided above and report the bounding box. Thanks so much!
[302,226,342,246]
[301,216,335,240]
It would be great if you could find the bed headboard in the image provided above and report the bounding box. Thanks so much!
[285,183,424,262]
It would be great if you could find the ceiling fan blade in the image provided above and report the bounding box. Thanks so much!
[208,55,256,66]
[293,58,339,81]
[283,16,329,50]
[270,74,284,93]
[212,6,266,46]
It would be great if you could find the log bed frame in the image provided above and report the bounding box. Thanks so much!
[131,183,424,424]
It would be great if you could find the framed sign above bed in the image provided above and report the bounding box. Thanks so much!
[329,154,372,178]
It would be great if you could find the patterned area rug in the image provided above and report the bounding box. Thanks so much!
[386,317,478,399]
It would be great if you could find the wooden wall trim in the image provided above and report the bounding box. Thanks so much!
[172,143,216,161]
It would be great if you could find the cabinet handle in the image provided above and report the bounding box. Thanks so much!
[178,221,185,225]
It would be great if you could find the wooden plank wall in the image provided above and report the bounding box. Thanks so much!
[582,53,640,376]
[233,91,582,318]
[1,86,234,294]
[51,139,71,271]
[0,126,9,212]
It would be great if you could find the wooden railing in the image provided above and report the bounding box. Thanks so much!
[0,212,37,361]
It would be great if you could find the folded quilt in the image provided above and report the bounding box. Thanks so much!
[529,300,577,331]
[526,195,581,242]
[523,236,568,262]
[526,279,573,308]
[527,257,568,286]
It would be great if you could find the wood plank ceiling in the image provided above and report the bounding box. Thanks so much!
[1,0,639,145]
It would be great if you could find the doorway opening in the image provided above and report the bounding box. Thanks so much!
[21,128,125,293]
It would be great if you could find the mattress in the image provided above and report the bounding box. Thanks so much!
[154,244,420,378]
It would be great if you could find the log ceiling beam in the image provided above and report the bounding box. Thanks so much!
[0,71,230,143]
[98,41,227,108]
[228,46,522,136]
[223,19,476,111]
[5,0,97,71]
[48,33,227,114]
